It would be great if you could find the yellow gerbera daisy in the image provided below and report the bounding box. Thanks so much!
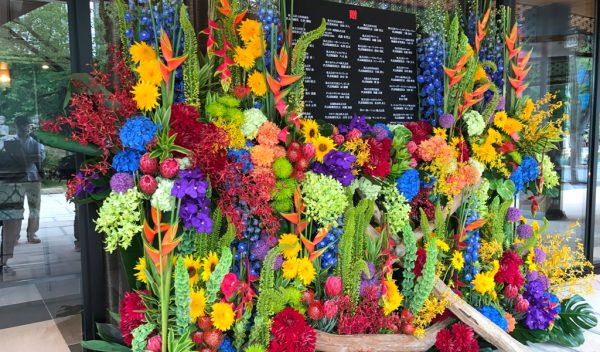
[278,233,301,259]
[472,272,495,294]
[234,46,255,70]
[201,251,219,282]
[503,118,523,135]
[184,255,201,286]
[135,59,162,86]
[382,278,403,315]
[493,111,508,129]
[314,135,335,162]
[296,257,316,286]
[301,119,320,142]
[247,70,267,96]
[190,288,207,322]
[451,250,464,270]
[134,257,147,284]
[131,81,160,111]
[282,258,299,280]
[211,302,235,331]
[237,19,262,43]
[129,41,156,64]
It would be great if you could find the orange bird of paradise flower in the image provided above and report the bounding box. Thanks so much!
[280,187,308,236]
[300,226,330,262]
[475,8,491,52]
[159,30,188,87]
[444,51,472,88]
[143,207,181,273]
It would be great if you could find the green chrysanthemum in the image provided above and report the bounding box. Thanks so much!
[273,157,293,179]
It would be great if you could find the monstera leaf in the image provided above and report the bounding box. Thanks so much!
[548,295,598,347]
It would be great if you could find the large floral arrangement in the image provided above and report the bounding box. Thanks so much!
[43,0,597,351]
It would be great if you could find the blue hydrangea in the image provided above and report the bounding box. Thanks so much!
[218,335,236,352]
[112,149,142,173]
[396,168,420,202]
[479,305,508,331]
[520,156,539,182]
[373,123,393,139]
[510,167,524,194]
[119,115,158,151]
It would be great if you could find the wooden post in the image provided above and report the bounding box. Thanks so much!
[433,279,529,352]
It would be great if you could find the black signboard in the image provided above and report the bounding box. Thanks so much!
[290,0,418,124]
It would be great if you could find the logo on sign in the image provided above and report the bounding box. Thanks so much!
[349,9,357,20]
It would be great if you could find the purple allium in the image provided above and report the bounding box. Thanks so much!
[534,247,546,264]
[110,172,134,193]
[516,223,533,239]
[506,207,521,222]
[438,113,455,128]
[496,96,506,111]
[273,255,284,270]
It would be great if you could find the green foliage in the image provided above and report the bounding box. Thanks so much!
[81,340,131,352]
[548,295,598,347]
[409,235,438,313]
[195,208,224,259]
[218,222,237,250]
[289,19,327,115]
[249,245,281,347]
[484,196,512,247]
[180,4,201,108]
[205,247,233,305]
[337,206,356,280]
[176,229,196,256]
[114,0,132,68]
[174,257,191,336]
[233,308,252,351]
[130,323,156,352]
[166,329,194,352]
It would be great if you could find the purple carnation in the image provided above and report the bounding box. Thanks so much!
[516,223,533,239]
[506,207,521,222]
[534,247,546,264]
[110,172,134,193]
[438,113,455,128]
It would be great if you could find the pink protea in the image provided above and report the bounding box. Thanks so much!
[139,174,158,195]
[139,153,158,175]
[159,158,180,179]
[146,335,161,352]
[325,276,343,297]
[323,300,339,319]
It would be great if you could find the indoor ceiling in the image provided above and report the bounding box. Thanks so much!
[519,0,595,17]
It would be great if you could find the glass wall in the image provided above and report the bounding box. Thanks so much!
[516,0,595,255]
[0,1,82,351]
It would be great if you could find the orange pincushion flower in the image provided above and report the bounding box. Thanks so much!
[250,144,275,167]
[459,163,481,187]
[257,121,281,147]
[418,136,453,163]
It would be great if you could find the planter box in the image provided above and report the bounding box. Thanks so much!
[314,319,452,352]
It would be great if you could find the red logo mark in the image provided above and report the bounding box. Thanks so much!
[349,9,357,20]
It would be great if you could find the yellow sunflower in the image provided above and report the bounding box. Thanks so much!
[493,111,508,129]
[314,135,335,162]
[503,118,523,135]
[211,302,235,331]
[190,288,207,322]
[184,255,201,286]
[201,251,219,282]
[296,257,316,286]
[135,59,162,86]
[129,41,156,64]
[237,19,262,43]
[282,258,300,280]
[300,119,320,142]
[246,37,266,58]
[451,250,464,270]
[131,81,160,111]
[278,233,301,259]
[247,70,267,96]
[134,257,147,284]
[234,46,255,70]
[472,272,495,295]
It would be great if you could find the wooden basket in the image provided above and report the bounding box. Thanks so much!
[314,319,452,352]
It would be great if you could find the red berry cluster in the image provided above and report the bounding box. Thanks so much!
[286,141,315,181]
[191,317,223,352]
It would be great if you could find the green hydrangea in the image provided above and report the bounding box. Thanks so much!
[537,154,560,190]
[273,157,293,179]
[151,177,176,212]
[301,172,348,227]
[241,108,267,139]
[350,177,382,200]
[95,188,144,253]
[463,110,485,136]
[381,185,411,237]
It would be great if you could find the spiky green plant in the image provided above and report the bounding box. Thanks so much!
[131,323,156,352]
[180,4,201,107]
[174,257,191,336]
[205,247,233,305]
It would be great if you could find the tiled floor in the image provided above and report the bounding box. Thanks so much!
[1,191,82,351]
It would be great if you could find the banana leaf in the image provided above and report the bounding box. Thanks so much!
[34,130,102,156]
